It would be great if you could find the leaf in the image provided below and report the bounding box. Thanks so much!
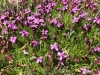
[15,0,18,11]
[20,44,27,50]
[92,52,100,60]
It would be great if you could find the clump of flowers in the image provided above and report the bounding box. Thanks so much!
[94,46,100,52]
[80,67,91,75]
[20,30,29,37]
[9,36,17,44]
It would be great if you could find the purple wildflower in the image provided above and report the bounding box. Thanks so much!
[62,5,68,11]
[30,24,38,29]
[73,0,82,4]
[40,23,45,27]
[36,56,42,64]
[79,12,88,18]
[57,51,67,61]
[27,15,35,21]
[50,42,59,51]
[61,0,68,5]
[8,23,17,30]
[24,9,31,14]
[72,16,79,23]
[4,11,9,16]
[27,21,33,26]
[94,46,100,52]
[83,24,91,31]
[51,2,56,7]
[20,30,29,37]
[3,20,9,26]
[50,19,58,25]
[45,4,52,13]
[9,36,17,44]
[70,6,80,14]
[56,23,63,28]
[93,17,100,24]
[32,40,39,47]
[41,29,48,35]
[19,0,22,3]
[36,4,42,10]
[24,21,28,25]
[2,28,7,34]
[33,18,43,25]
[59,61,64,66]
[12,20,16,24]
[87,18,92,21]
[80,67,91,75]
[34,12,41,16]
[33,18,39,24]
[23,50,29,55]
[12,25,17,30]
[36,4,44,13]
[0,15,6,20]
[16,16,22,21]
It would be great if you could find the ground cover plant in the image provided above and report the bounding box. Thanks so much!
[0,0,100,75]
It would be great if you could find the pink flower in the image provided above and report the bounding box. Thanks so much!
[19,0,22,3]
[94,46,100,52]
[57,51,67,61]
[8,23,17,30]
[72,16,79,23]
[0,15,6,20]
[93,17,100,24]
[16,16,22,21]
[80,67,91,75]
[2,28,7,34]
[83,24,91,31]
[23,50,29,55]
[24,9,31,14]
[6,54,13,60]
[20,30,29,37]
[32,40,39,47]
[71,6,80,13]
[50,19,58,25]
[56,23,63,28]
[41,29,48,35]
[50,42,59,51]
[36,56,42,64]
[62,5,68,11]
[9,36,16,44]
[61,0,68,5]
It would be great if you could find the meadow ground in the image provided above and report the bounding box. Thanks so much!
[0,0,100,75]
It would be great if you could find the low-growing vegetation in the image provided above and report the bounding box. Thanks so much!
[0,0,100,75]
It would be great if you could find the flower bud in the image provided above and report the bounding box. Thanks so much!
[66,26,70,32]
[90,37,94,44]
[52,35,56,41]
